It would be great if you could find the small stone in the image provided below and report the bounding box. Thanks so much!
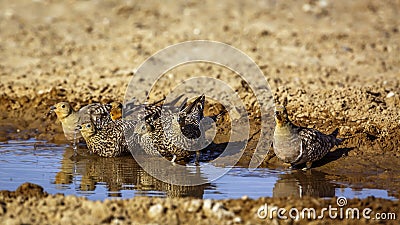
[318,0,328,8]
[2,218,21,225]
[302,4,311,12]
[4,9,14,19]
[0,202,6,215]
[193,28,201,35]
[212,202,224,212]
[186,199,202,212]
[386,91,395,98]
[241,195,249,201]
[60,214,72,224]
[148,204,164,218]
[203,199,214,217]
[111,217,124,225]
[91,201,110,223]
[233,217,242,223]
[203,199,213,211]
[212,203,235,219]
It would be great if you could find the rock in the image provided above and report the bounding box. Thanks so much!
[212,202,235,219]
[386,91,395,98]
[2,218,21,225]
[91,201,110,223]
[0,202,6,215]
[233,216,242,223]
[15,183,47,198]
[203,199,214,217]
[148,203,164,218]
[203,199,213,211]
[60,213,73,224]
[185,199,202,212]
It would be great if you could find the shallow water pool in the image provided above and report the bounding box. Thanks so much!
[0,139,396,201]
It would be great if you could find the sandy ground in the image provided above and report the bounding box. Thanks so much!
[0,0,399,224]
[0,183,398,225]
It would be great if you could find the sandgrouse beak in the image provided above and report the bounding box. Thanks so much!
[47,105,57,116]
[274,106,287,126]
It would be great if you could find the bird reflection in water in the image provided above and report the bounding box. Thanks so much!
[55,146,208,198]
[273,170,335,198]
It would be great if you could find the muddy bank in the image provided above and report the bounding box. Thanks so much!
[1,83,400,197]
[0,183,398,225]
[1,0,399,154]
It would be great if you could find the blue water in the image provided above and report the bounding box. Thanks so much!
[0,139,396,201]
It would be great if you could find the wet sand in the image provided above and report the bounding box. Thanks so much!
[0,0,399,224]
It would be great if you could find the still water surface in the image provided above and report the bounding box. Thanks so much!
[0,139,395,200]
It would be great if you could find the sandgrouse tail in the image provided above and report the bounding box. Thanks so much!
[108,94,186,121]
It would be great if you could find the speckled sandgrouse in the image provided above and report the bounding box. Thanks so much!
[78,119,137,157]
[133,94,205,163]
[273,105,343,169]
[108,94,186,121]
[51,102,112,141]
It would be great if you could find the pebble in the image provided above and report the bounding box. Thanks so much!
[60,213,73,224]
[241,195,249,201]
[233,216,242,223]
[212,202,224,212]
[203,199,213,211]
[386,91,395,98]
[302,4,312,12]
[0,203,6,215]
[186,199,202,212]
[148,203,164,218]
[91,201,110,223]
[3,218,21,225]
[212,202,235,219]
[111,217,124,225]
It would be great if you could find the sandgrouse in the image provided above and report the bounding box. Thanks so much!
[273,105,343,169]
[133,94,206,163]
[78,119,137,157]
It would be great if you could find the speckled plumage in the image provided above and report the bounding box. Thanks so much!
[78,103,112,129]
[79,119,138,157]
[110,95,186,122]
[273,105,343,169]
[130,95,187,125]
[51,102,112,141]
[134,95,205,162]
